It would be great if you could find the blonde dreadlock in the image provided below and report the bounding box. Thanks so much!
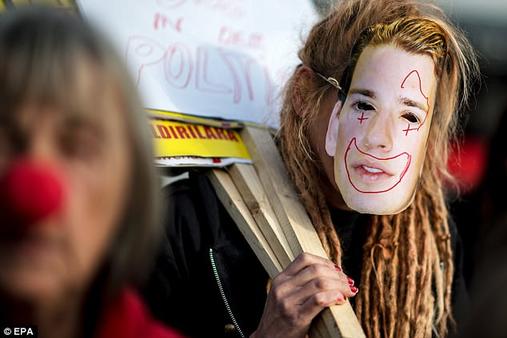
[278,1,479,337]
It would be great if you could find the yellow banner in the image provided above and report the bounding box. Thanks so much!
[147,108,244,129]
[151,119,251,160]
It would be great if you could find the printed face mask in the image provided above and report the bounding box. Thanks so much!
[325,44,437,214]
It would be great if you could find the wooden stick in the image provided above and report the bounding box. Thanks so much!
[240,126,365,338]
[241,127,317,255]
[228,163,294,268]
[208,169,282,278]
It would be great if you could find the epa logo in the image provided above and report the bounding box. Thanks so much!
[2,327,37,337]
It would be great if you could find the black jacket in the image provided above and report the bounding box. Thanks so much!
[143,171,268,338]
[142,170,468,338]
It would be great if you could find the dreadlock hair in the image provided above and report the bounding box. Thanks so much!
[278,1,479,337]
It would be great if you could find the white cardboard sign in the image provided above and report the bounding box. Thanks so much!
[77,0,318,127]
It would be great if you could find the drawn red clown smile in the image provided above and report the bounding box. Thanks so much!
[344,137,412,193]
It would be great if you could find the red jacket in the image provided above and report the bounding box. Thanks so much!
[97,289,185,338]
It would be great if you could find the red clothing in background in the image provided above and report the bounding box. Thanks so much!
[97,289,185,338]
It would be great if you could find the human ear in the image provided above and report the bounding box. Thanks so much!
[325,100,343,157]
[291,65,315,116]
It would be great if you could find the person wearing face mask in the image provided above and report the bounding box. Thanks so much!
[0,7,183,338]
[143,1,479,337]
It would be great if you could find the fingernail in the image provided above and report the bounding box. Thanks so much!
[350,286,358,293]
[348,277,354,286]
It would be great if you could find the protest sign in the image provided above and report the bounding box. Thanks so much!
[77,0,318,127]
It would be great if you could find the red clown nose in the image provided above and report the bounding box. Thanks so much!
[0,159,65,230]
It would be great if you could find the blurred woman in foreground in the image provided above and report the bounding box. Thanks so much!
[0,7,182,338]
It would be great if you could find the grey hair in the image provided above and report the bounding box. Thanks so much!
[0,7,161,296]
